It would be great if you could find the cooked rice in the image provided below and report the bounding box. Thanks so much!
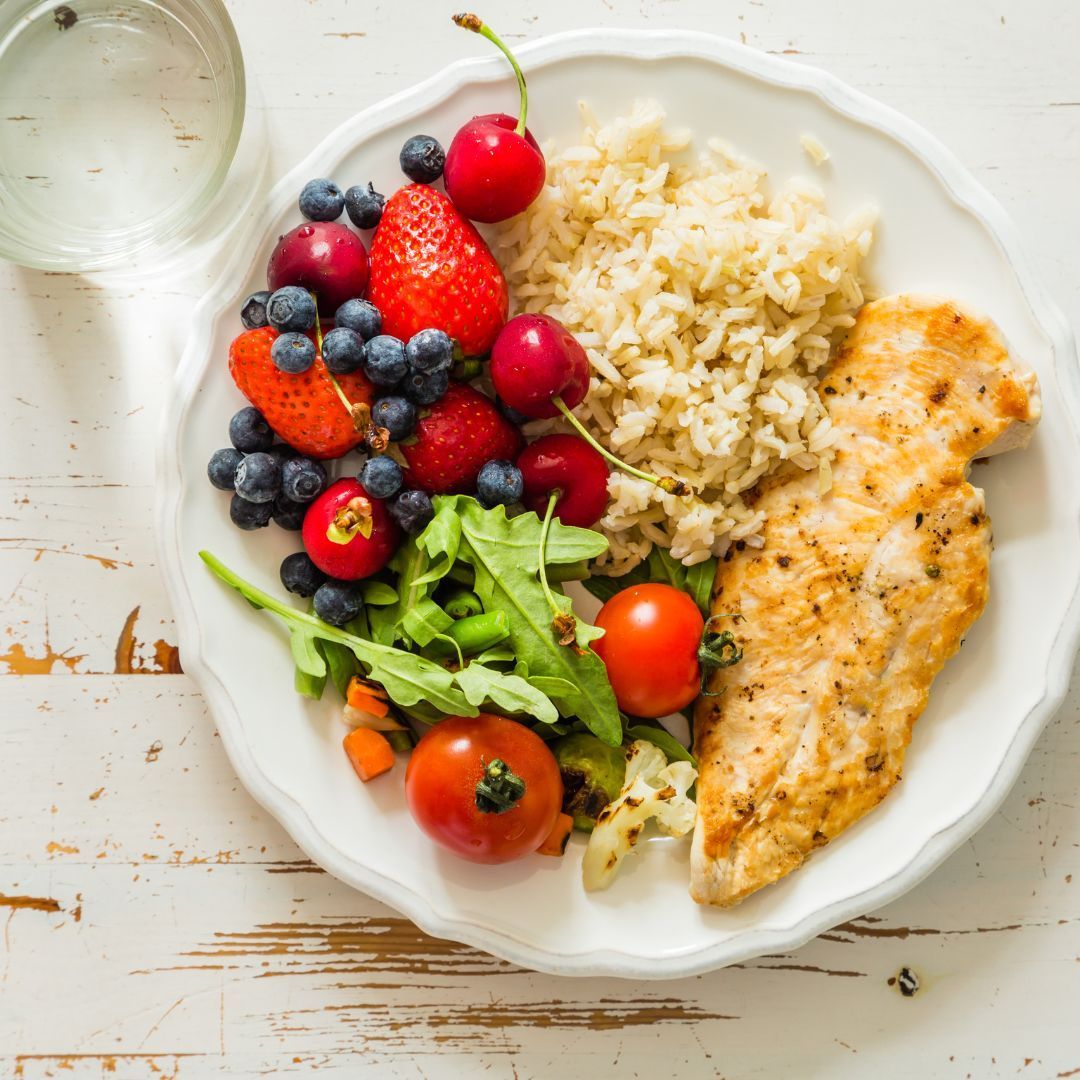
[494,100,875,573]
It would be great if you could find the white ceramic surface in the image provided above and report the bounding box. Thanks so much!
[157,29,1080,978]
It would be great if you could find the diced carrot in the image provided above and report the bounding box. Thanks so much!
[342,727,395,782]
[346,676,390,717]
[537,813,574,857]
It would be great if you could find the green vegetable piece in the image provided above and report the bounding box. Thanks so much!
[454,660,558,724]
[385,729,414,753]
[419,497,622,745]
[200,551,474,717]
[322,639,358,699]
[426,611,510,659]
[684,557,717,615]
[553,733,627,831]
[294,639,327,700]
[361,581,398,606]
[647,545,684,589]
[376,541,434,647]
[547,560,591,583]
[625,723,698,767]
[443,586,483,620]
[402,597,454,648]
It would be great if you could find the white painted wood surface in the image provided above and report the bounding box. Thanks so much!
[1,0,1078,1075]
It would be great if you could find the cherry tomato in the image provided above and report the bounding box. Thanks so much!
[593,583,704,718]
[405,713,563,864]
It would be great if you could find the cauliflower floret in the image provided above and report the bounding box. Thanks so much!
[582,740,697,891]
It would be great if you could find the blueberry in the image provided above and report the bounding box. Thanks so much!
[372,396,417,441]
[271,331,316,373]
[299,178,344,222]
[400,135,445,183]
[360,456,403,499]
[322,326,366,375]
[207,447,244,491]
[230,494,273,530]
[229,406,274,453]
[265,443,299,469]
[240,290,272,330]
[334,298,381,341]
[266,286,316,333]
[390,489,434,535]
[496,397,530,426]
[272,495,309,531]
[344,182,385,230]
[363,335,408,388]
[402,367,450,406]
[405,328,453,374]
[313,580,365,627]
[233,451,281,504]
[281,457,327,503]
[280,552,326,597]
[476,460,524,509]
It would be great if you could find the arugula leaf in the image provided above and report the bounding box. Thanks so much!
[422,497,622,745]
[201,551,474,716]
[414,505,461,587]
[647,546,684,589]
[361,581,398,606]
[684,559,716,614]
[323,640,357,699]
[454,663,559,724]
[375,542,433,646]
[580,562,649,604]
[401,598,453,648]
[581,550,717,616]
[626,723,698,767]
[295,640,327,701]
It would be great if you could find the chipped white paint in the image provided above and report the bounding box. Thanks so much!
[1,0,1078,1075]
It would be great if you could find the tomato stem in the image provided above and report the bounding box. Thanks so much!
[552,397,692,496]
[698,613,745,696]
[453,14,529,136]
[475,757,526,814]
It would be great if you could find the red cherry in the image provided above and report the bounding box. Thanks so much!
[302,478,399,580]
[518,434,609,528]
[449,15,545,224]
[444,113,545,223]
[490,313,589,420]
[493,311,692,499]
[268,222,369,315]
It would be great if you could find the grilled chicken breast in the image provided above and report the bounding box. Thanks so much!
[691,294,1040,907]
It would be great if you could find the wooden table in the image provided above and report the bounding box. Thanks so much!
[2,1,1078,1075]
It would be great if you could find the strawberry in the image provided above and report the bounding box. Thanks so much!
[368,184,509,357]
[228,328,374,460]
[402,382,523,494]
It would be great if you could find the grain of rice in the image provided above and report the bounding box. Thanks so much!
[495,100,874,572]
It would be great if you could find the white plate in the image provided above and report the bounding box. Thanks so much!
[157,29,1080,978]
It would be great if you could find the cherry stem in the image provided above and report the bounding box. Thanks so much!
[313,293,371,431]
[537,491,560,617]
[453,13,529,136]
[537,491,576,646]
[552,397,693,497]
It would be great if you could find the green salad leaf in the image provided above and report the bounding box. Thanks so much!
[201,551,474,716]
[420,497,622,745]
[455,663,559,724]
[582,547,717,616]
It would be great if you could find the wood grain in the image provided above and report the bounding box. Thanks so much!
[2,0,1079,1075]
